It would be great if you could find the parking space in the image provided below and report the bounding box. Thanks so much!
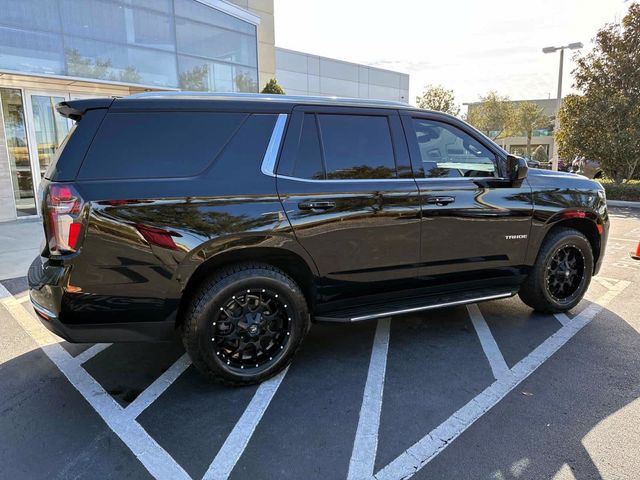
[1,207,639,479]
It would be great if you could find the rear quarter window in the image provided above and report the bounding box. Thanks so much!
[78,111,246,180]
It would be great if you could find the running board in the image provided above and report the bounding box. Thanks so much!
[314,290,516,323]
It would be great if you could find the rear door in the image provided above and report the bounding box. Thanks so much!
[276,106,422,302]
[401,112,534,288]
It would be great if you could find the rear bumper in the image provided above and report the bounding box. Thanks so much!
[28,256,175,343]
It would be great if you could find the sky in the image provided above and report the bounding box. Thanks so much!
[273,0,631,108]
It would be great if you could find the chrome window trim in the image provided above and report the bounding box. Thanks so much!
[263,112,506,183]
[275,174,504,184]
[260,113,288,177]
[276,175,416,183]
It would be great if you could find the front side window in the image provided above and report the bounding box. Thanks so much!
[411,119,496,178]
[317,114,396,180]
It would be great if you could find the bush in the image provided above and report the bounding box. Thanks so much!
[598,179,640,202]
[261,78,285,95]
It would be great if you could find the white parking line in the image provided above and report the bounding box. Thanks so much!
[467,304,509,380]
[0,284,11,299]
[5,285,291,480]
[74,343,112,365]
[5,298,191,480]
[203,366,290,480]
[374,281,630,480]
[125,353,192,419]
[554,313,571,326]
[4,276,631,480]
[347,318,391,480]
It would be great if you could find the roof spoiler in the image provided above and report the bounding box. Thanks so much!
[56,98,116,120]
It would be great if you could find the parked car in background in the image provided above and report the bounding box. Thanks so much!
[29,93,609,385]
[570,156,603,179]
[557,159,571,172]
[526,158,541,168]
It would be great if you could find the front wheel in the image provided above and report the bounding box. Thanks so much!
[182,263,310,386]
[519,228,594,313]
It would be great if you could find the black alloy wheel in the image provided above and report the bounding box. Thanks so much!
[211,288,292,370]
[545,245,585,302]
[182,263,309,386]
[518,227,594,313]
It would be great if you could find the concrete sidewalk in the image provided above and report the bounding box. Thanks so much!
[608,199,640,209]
[0,219,43,281]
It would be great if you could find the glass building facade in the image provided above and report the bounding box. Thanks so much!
[0,0,259,92]
[0,0,260,220]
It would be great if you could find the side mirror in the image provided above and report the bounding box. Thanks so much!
[506,155,528,184]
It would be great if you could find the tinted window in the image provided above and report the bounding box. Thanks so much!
[317,114,396,179]
[79,112,246,180]
[411,119,496,178]
[291,114,324,179]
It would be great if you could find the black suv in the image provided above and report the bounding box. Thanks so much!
[29,93,609,385]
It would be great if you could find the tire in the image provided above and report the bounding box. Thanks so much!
[519,227,594,313]
[182,263,310,386]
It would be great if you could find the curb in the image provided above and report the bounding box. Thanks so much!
[608,200,640,209]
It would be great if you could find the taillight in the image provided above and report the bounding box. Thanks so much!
[46,183,84,255]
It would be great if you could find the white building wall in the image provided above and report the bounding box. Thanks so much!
[276,48,409,103]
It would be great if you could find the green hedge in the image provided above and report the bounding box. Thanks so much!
[598,179,640,202]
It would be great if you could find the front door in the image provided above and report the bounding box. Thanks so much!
[401,112,534,291]
[276,106,422,304]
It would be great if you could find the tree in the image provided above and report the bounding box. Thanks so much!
[466,91,515,142]
[415,85,459,116]
[261,78,285,95]
[532,145,549,164]
[235,72,258,93]
[65,48,112,80]
[179,65,209,91]
[556,3,640,183]
[65,48,141,85]
[513,102,552,157]
[119,65,141,84]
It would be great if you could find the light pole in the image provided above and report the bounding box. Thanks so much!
[543,42,583,170]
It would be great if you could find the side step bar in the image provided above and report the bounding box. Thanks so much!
[314,291,516,323]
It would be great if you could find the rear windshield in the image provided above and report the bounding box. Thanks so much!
[44,123,77,180]
[78,111,246,180]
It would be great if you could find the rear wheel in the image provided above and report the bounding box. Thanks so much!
[182,263,309,386]
[519,228,593,313]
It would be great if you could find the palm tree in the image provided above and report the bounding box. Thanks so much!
[513,102,552,158]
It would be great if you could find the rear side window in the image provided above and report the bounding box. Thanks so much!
[317,114,396,179]
[78,111,246,180]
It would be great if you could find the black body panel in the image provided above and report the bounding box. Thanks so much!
[28,93,609,342]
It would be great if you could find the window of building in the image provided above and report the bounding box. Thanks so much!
[316,114,396,180]
[411,119,496,178]
[0,27,64,75]
[0,0,259,92]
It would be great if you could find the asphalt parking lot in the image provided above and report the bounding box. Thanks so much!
[1,207,639,480]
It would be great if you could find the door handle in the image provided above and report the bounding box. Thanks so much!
[426,196,455,206]
[298,201,336,211]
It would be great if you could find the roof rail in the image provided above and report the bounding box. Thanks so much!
[126,91,410,108]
